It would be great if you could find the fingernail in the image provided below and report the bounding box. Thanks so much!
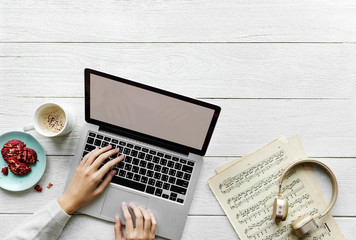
[115,216,119,222]
[147,209,152,213]
[110,170,116,176]
[115,148,120,152]
[122,202,126,206]
[130,202,134,206]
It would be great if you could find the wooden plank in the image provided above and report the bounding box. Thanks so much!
[0,97,356,157]
[0,214,353,239]
[1,1,356,42]
[1,43,356,98]
[1,156,355,216]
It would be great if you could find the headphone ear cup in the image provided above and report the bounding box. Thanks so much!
[291,214,317,237]
[272,197,288,222]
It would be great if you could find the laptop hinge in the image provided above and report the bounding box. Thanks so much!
[99,126,190,156]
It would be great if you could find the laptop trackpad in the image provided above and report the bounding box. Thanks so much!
[100,188,149,224]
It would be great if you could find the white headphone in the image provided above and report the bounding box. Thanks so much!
[272,159,338,238]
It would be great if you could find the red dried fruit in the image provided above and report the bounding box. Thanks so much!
[34,184,42,192]
[7,157,31,176]
[1,167,8,175]
[23,147,38,164]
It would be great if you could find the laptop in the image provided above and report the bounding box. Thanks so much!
[64,68,221,240]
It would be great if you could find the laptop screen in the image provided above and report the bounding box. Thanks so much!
[85,69,220,155]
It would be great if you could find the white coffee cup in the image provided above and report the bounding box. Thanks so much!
[23,103,75,137]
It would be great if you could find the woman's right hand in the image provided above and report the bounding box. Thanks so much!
[114,202,157,240]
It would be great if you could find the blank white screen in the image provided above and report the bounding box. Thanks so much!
[90,74,215,150]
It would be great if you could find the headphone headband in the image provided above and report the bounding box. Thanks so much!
[278,159,338,219]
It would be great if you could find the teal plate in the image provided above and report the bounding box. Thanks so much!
[0,131,46,191]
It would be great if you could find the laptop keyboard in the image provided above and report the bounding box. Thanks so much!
[82,131,195,204]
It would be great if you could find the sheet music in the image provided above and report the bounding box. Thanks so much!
[208,136,344,240]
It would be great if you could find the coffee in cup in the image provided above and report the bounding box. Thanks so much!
[24,103,75,137]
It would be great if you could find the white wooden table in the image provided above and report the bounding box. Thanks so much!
[1,1,355,239]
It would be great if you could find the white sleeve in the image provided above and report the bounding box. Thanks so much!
[5,200,71,240]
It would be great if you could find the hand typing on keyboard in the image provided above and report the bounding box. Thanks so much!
[57,145,124,214]
[114,202,157,240]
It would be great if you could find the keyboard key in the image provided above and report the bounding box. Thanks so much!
[127,143,134,148]
[154,172,161,180]
[142,148,149,153]
[155,188,162,197]
[145,154,153,161]
[169,169,176,176]
[172,157,179,161]
[169,176,176,184]
[139,168,147,175]
[123,148,131,155]
[148,178,156,186]
[119,141,126,146]
[124,164,132,171]
[104,137,111,142]
[154,165,162,172]
[164,154,172,160]
[85,144,96,151]
[134,145,141,150]
[170,193,177,198]
[87,137,94,144]
[111,139,119,144]
[97,134,104,139]
[89,132,96,137]
[177,198,184,204]
[169,195,177,201]
[174,163,182,170]
[138,152,145,159]
[132,166,139,173]
[152,156,160,163]
[119,170,126,177]
[171,185,187,195]
[160,159,167,166]
[139,160,147,168]
[155,181,163,188]
[146,186,155,194]
[149,150,156,155]
[112,176,146,192]
[187,161,195,166]
[183,173,191,181]
[157,152,164,157]
[180,159,187,164]
[147,163,154,170]
[182,165,193,173]
[146,170,154,177]
[94,139,102,146]
[130,150,138,157]
[132,158,140,165]
[176,179,189,188]
[161,167,169,174]
[101,141,109,147]
[126,172,133,179]
[161,174,169,182]
[163,183,170,190]
[141,176,148,184]
[176,171,184,178]
[111,144,117,149]
[167,161,175,168]
[162,194,169,199]
[133,174,141,182]
[125,156,132,163]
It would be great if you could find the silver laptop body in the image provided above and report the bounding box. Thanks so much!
[64,69,220,240]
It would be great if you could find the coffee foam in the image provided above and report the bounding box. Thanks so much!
[38,105,66,134]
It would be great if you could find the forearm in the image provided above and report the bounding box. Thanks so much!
[5,200,71,240]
